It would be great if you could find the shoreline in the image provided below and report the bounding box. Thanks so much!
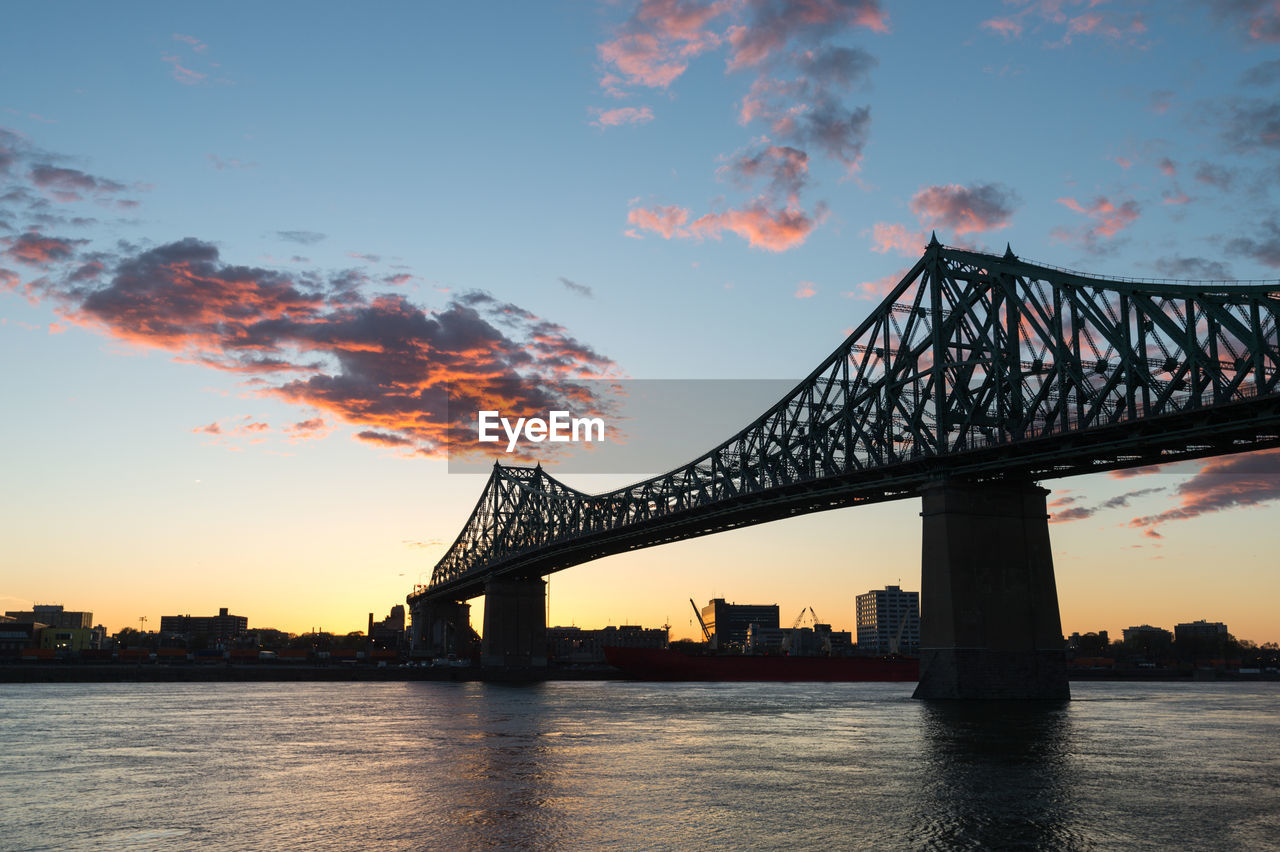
[2,663,1275,685]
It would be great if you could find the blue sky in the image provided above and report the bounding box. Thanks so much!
[3,1,1280,641]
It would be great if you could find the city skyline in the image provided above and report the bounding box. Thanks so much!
[4,2,1280,642]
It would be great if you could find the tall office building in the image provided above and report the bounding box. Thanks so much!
[700,599,779,648]
[855,585,920,654]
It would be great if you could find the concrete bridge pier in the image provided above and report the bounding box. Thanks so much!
[410,599,473,658]
[913,479,1069,700]
[481,577,547,669]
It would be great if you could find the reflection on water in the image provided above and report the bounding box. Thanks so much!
[430,685,566,850]
[915,701,1077,849]
[1,681,1277,851]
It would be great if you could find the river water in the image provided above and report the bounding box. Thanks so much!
[1,680,1277,850]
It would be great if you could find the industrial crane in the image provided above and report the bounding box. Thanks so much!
[790,606,820,629]
[689,598,712,643]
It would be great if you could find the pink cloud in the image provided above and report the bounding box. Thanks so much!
[1056,195,1141,243]
[626,204,690,239]
[726,0,888,70]
[161,55,207,85]
[590,106,656,128]
[908,183,1018,235]
[5,232,87,267]
[627,200,818,251]
[688,202,818,251]
[982,17,1024,39]
[795,280,816,298]
[978,1,1147,46]
[1128,448,1280,535]
[845,268,907,299]
[868,222,928,256]
[173,33,208,53]
[597,0,730,91]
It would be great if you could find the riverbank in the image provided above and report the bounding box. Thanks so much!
[0,663,620,683]
[2,662,1274,684]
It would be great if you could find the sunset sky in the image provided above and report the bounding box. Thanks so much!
[3,1,1280,643]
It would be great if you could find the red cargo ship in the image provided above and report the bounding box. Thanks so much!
[604,646,918,682]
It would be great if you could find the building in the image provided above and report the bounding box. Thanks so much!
[5,604,92,629]
[856,585,920,654]
[1123,624,1173,645]
[159,607,248,641]
[369,605,406,649]
[1121,625,1173,662]
[548,624,668,663]
[1174,620,1229,658]
[39,627,96,653]
[746,624,786,654]
[747,622,855,657]
[700,599,779,650]
[1174,620,1228,640]
[0,617,43,658]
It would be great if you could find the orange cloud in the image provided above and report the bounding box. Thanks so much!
[628,199,819,251]
[626,204,690,239]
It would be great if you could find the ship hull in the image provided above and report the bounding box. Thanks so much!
[604,647,918,682]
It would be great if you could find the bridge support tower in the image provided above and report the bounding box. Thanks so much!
[407,596,473,654]
[913,480,1069,700]
[409,599,473,659]
[481,577,547,669]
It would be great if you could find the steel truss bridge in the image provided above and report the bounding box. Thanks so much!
[411,237,1280,605]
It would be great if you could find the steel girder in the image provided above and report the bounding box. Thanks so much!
[411,239,1280,604]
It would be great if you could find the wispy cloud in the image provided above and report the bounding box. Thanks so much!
[1153,256,1234,279]
[161,32,231,85]
[979,1,1148,47]
[590,106,655,128]
[208,154,257,171]
[1199,0,1280,42]
[600,0,888,252]
[1128,449,1280,536]
[1227,217,1280,267]
[1048,487,1166,524]
[1052,194,1140,251]
[276,230,326,245]
[559,276,594,298]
